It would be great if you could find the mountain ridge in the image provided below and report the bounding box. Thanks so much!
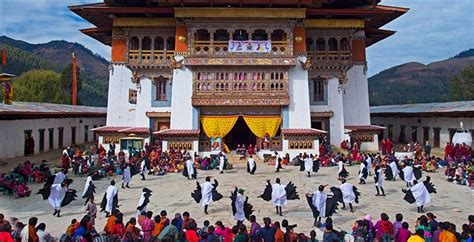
[368,48,474,105]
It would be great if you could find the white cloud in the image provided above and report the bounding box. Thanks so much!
[367,0,474,76]
[0,0,473,76]
[0,0,110,60]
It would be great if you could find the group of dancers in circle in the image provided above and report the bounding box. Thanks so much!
[36,151,437,228]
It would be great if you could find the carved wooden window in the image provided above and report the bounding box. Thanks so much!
[313,77,325,101]
[271,29,286,41]
[328,38,338,51]
[252,29,268,40]
[167,37,175,51]
[142,37,151,50]
[128,89,138,104]
[215,29,230,41]
[195,29,210,41]
[155,77,167,101]
[316,38,325,51]
[306,38,314,53]
[130,37,139,50]
[233,29,249,41]
[340,38,349,52]
[154,37,164,50]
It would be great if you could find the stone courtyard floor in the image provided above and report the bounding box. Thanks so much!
[1,155,473,237]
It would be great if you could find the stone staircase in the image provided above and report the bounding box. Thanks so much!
[226,152,262,165]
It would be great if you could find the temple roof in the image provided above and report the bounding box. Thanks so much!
[69,0,407,46]
[370,101,474,118]
[0,101,106,120]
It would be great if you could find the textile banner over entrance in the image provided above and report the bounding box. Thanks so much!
[228,40,272,53]
[242,115,281,138]
[201,115,239,138]
[201,115,281,139]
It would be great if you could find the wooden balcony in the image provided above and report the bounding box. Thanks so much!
[192,79,289,106]
[192,40,291,56]
[128,49,175,68]
[307,50,352,69]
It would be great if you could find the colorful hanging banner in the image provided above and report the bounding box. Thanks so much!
[228,40,271,53]
[201,115,239,138]
[243,115,281,138]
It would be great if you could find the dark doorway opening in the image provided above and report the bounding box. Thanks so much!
[24,130,34,156]
[224,117,256,150]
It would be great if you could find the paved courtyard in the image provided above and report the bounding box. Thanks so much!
[1,156,473,237]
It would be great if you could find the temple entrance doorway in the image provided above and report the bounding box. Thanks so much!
[224,116,256,150]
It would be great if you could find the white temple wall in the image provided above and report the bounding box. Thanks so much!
[106,65,136,126]
[288,56,311,129]
[327,77,345,146]
[372,116,474,148]
[282,139,320,158]
[0,117,105,159]
[134,77,172,128]
[343,64,371,125]
[170,56,195,129]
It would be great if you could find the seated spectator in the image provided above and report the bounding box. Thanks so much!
[16,182,31,198]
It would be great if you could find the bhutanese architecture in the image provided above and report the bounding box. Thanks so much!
[70,0,407,157]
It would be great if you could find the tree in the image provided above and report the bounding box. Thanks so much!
[12,70,68,103]
[60,63,83,104]
[450,65,474,101]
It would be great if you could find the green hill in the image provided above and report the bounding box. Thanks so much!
[369,49,474,106]
[0,36,108,106]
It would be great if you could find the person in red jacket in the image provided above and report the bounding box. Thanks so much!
[185,222,199,242]
[375,213,393,242]
[0,223,14,242]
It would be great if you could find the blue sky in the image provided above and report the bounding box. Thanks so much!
[1,0,473,76]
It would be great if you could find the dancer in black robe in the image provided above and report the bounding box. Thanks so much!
[306,185,341,227]
[402,176,436,213]
[191,176,223,214]
[260,178,299,216]
[230,187,254,227]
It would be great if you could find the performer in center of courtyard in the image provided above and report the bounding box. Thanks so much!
[337,159,349,180]
[247,155,256,175]
[183,155,197,179]
[306,185,341,227]
[230,187,254,227]
[358,160,368,184]
[136,188,153,216]
[218,153,226,174]
[191,176,223,214]
[101,180,119,217]
[337,178,360,212]
[374,165,386,196]
[82,173,96,205]
[122,163,132,189]
[260,178,299,216]
[402,176,437,213]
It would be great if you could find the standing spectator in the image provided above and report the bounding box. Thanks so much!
[393,214,404,239]
[0,223,14,242]
[235,224,250,242]
[323,223,339,242]
[20,217,38,242]
[439,222,456,242]
[185,222,199,242]
[256,217,276,242]
[274,222,284,242]
[249,215,262,242]
[397,222,412,242]
[427,213,438,234]
[408,229,425,242]
[36,223,52,242]
[375,213,393,242]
